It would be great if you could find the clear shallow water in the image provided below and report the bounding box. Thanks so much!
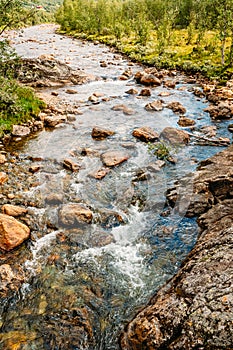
[0,24,231,349]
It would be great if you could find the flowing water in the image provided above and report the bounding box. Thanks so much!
[0,24,232,349]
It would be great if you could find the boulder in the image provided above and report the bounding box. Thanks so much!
[145,100,163,112]
[0,214,30,251]
[125,88,138,95]
[204,102,233,120]
[101,151,129,167]
[132,127,159,142]
[177,116,196,127]
[91,127,115,140]
[12,125,31,137]
[135,71,161,86]
[167,101,186,114]
[59,204,93,226]
[160,127,190,145]
[2,205,27,217]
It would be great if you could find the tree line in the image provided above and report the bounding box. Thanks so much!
[55,0,233,70]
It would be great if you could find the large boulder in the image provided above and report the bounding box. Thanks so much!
[160,127,190,145]
[2,204,27,217]
[0,214,30,251]
[91,127,115,140]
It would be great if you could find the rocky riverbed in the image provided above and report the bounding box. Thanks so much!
[0,24,232,349]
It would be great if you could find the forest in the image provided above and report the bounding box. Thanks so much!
[56,0,233,79]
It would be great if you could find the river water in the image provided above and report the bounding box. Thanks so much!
[0,24,231,349]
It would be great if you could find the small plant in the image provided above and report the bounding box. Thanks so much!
[148,141,171,160]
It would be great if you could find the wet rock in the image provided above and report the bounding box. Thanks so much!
[91,127,115,140]
[2,205,27,217]
[158,91,171,97]
[200,125,217,137]
[100,61,107,67]
[0,172,8,185]
[164,80,176,88]
[0,264,25,297]
[45,193,63,205]
[0,214,30,251]
[139,88,151,96]
[89,167,110,180]
[177,116,196,127]
[44,115,66,127]
[132,127,159,142]
[228,123,233,133]
[147,160,166,172]
[160,127,190,145]
[88,95,99,103]
[101,151,129,167]
[167,101,186,114]
[204,101,233,120]
[135,71,161,86]
[63,159,80,172]
[111,104,135,115]
[12,125,31,137]
[121,145,233,350]
[125,88,138,95]
[89,231,115,247]
[145,100,163,112]
[29,165,41,173]
[66,89,77,94]
[0,154,7,164]
[59,204,93,226]
[98,209,125,228]
[81,148,100,157]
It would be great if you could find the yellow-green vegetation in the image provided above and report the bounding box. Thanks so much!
[148,142,171,161]
[0,77,45,136]
[0,1,46,137]
[55,0,233,80]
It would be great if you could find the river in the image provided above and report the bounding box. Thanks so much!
[0,24,231,349]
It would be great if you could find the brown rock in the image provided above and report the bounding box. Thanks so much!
[89,167,110,179]
[65,89,77,94]
[91,127,115,140]
[59,204,93,226]
[63,159,80,172]
[167,101,186,114]
[111,104,135,115]
[204,102,233,120]
[132,127,159,142]
[164,80,176,88]
[160,127,190,145]
[125,88,138,95]
[0,214,30,251]
[12,125,31,137]
[2,205,27,217]
[101,151,129,167]
[158,91,171,97]
[139,88,151,96]
[44,115,66,127]
[0,172,8,185]
[177,116,196,127]
[145,100,163,112]
[135,71,161,86]
[0,154,7,164]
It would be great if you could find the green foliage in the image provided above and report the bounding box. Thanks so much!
[55,0,233,77]
[148,142,171,160]
[0,77,45,136]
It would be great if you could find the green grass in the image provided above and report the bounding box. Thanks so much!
[0,77,45,137]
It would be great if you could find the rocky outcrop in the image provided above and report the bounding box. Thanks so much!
[120,145,233,350]
[15,58,95,87]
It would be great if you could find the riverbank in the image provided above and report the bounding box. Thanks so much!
[121,145,233,349]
